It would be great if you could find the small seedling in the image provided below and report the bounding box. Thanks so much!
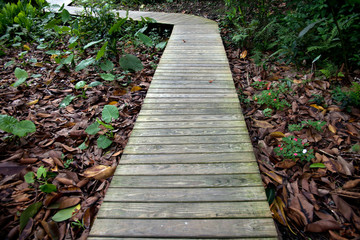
[24,166,57,193]
[85,105,119,149]
[0,114,36,138]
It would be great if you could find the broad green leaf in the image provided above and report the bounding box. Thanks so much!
[109,18,127,35]
[100,59,114,72]
[78,140,88,150]
[102,105,119,123]
[4,60,14,69]
[100,73,115,81]
[298,19,323,38]
[0,114,18,133]
[266,186,276,205]
[12,67,28,87]
[89,81,102,87]
[39,183,57,193]
[75,81,86,89]
[119,54,143,72]
[96,41,108,60]
[63,54,74,64]
[12,120,36,137]
[312,54,321,64]
[36,43,47,49]
[59,95,76,108]
[155,41,167,49]
[84,39,103,49]
[309,163,326,168]
[61,9,70,23]
[20,202,42,231]
[24,172,35,184]
[85,122,100,135]
[137,32,153,47]
[46,50,61,55]
[37,166,47,179]
[68,36,79,49]
[97,135,112,149]
[31,74,42,78]
[52,204,80,222]
[75,57,95,71]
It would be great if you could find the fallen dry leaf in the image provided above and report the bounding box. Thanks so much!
[83,165,116,180]
[305,220,342,232]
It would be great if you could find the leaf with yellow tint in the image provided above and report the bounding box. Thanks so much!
[240,50,247,59]
[34,62,43,68]
[328,124,337,134]
[108,101,118,105]
[131,86,142,92]
[26,99,39,106]
[310,104,325,111]
[23,44,30,51]
[270,131,285,138]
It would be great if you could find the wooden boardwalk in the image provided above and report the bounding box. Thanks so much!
[52,1,278,238]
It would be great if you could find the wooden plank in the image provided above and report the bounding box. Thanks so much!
[123,143,254,154]
[145,93,236,98]
[89,238,279,240]
[135,115,243,122]
[104,187,267,202]
[130,128,248,137]
[138,108,241,115]
[127,135,250,145]
[143,98,239,103]
[90,219,277,238]
[148,88,234,93]
[141,103,240,110]
[119,152,256,164]
[97,202,272,219]
[114,163,259,175]
[110,174,262,188]
[133,121,245,129]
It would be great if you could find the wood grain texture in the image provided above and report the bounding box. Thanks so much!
[90,219,277,238]
[130,128,248,137]
[110,174,262,188]
[104,187,267,202]
[119,152,256,164]
[97,202,272,218]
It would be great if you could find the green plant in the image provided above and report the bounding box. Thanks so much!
[251,78,267,89]
[24,166,57,193]
[274,136,315,162]
[263,108,273,118]
[254,89,290,110]
[85,105,119,149]
[0,114,36,137]
[352,144,360,152]
[64,158,74,169]
[288,120,326,132]
[71,219,85,229]
[332,82,360,111]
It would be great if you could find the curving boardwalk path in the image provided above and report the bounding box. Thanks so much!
[50,1,278,239]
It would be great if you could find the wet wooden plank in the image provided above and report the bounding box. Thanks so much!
[90,219,277,238]
[97,202,272,219]
[89,238,278,240]
[104,187,267,202]
[110,174,262,188]
[114,163,259,175]
[144,98,240,103]
[141,103,240,110]
[119,152,256,164]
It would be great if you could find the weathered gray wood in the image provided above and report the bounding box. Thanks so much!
[114,163,259,175]
[145,93,236,98]
[141,103,240,110]
[124,143,254,154]
[97,202,272,219]
[127,135,250,145]
[90,219,277,238]
[135,115,243,121]
[110,174,262,188]
[119,152,256,164]
[130,128,248,137]
[148,88,234,93]
[138,108,241,115]
[89,238,279,240]
[133,120,245,128]
[104,187,267,202]
[144,98,240,103]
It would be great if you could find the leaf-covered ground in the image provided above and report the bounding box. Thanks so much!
[0,40,164,239]
[225,44,360,239]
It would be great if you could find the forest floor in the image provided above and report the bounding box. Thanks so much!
[0,1,359,239]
